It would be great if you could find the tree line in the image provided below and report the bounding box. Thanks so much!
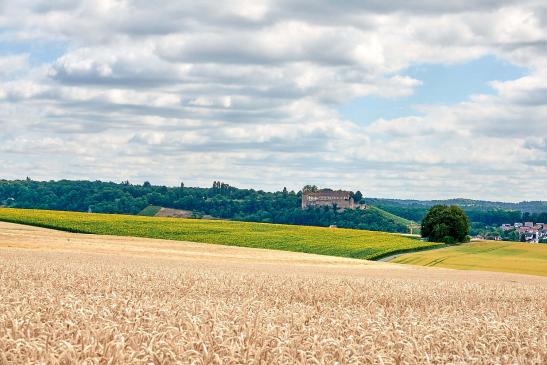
[0,179,407,233]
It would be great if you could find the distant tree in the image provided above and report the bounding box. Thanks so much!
[180,182,184,188]
[212,181,231,192]
[302,185,318,193]
[504,230,519,242]
[143,181,151,188]
[421,205,469,244]
[282,187,288,195]
[353,191,363,203]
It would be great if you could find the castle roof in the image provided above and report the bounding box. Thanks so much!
[303,190,351,198]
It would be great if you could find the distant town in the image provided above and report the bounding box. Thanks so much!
[476,222,547,243]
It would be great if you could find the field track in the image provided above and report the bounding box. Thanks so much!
[1,222,546,364]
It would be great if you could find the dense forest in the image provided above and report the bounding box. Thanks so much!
[1,179,545,235]
[0,179,409,233]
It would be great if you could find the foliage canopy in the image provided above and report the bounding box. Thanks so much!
[0,179,410,233]
[421,205,470,244]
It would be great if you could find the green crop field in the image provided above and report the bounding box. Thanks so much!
[368,206,421,234]
[0,208,440,260]
[391,241,547,276]
[137,205,162,216]
[368,206,413,226]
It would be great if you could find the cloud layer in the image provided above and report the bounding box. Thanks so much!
[0,0,546,201]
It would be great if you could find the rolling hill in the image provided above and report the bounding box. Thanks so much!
[390,241,547,276]
[0,208,438,260]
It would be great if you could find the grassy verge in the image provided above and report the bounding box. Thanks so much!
[0,208,438,260]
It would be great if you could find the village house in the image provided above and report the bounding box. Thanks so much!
[514,224,547,243]
[498,222,547,243]
[301,189,366,211]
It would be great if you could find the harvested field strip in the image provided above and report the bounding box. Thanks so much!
[0,208,440,260]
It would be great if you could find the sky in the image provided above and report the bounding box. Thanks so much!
[0,1,546,202]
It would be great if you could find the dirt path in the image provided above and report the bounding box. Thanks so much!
[376,244,448,262]
[377,252,409,262]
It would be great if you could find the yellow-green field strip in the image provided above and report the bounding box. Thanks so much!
[0,208,442,260]
[390,241,547,276]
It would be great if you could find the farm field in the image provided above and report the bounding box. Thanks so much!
[137,205,162,216]
[0,222,546,364]
[0,208,440,260]
[390,241,547,276]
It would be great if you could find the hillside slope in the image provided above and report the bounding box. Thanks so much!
[391,241,547,276]
[137,205,161,216]
[368,205,415,226]
[0,208,439,260]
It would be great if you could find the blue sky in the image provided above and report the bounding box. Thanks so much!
[339,56,528,124]
[0,39,67,66]
[0,1,546,201]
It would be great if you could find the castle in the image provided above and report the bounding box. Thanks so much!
[301,190,366,210]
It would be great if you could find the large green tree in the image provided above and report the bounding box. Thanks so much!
[421,205,469,243]
[353,190,363,203]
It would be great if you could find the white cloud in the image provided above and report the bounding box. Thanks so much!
[0,54,29,77]
[0,1,546,201]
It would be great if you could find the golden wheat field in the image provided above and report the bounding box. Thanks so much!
[1,222,546,364]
